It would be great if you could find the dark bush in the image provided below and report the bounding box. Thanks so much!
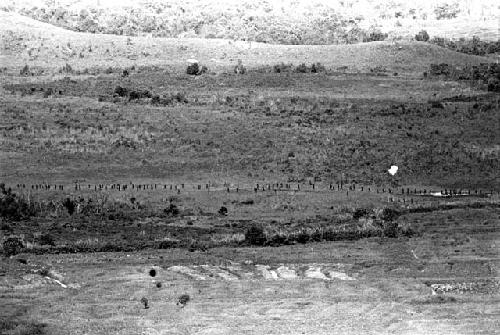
[0,223,13,232]
[296,231,310,244]
[415,30,430,42]
[174,92,188,103]
[164,204,179,216]
[353,208,370,220]
[273,63,294,73]
[245,225,266,246]
[311,62,326,73]
[0,183,35,220]
[487,78,500,92]
[430,101,445,109]
[188,240,208,252]
[39,233,55,246]
[380,207,401,221]
[114,86,128,97]
[158,240,179,249]
[122,69,129,77]
[2,237,24,257]
[62,198,76,215]
[186,63,199,75]
[295,63,309,73]
[266,234,290,246]
[363,31,388,42]
[382,221,399,238]
[129,90,152,101]
[218,206,228,216]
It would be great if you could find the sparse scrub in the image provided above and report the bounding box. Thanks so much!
[59,63,73,74]
[186,63,208,76]
[245,225,266,246]
[164,204,180,216]
[434,3,460,20]
[20,64,31,76]
[0,183,36,221]
[2,236,24,257]
[39,233,56,247]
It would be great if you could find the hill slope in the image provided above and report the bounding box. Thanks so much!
[1,0,499,43]
[0,11,494,74]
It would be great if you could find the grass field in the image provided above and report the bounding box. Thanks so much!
[1,8,499,335]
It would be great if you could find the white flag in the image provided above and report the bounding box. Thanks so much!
[388,165,398,176]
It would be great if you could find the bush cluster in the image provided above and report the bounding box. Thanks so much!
[0,183,36,221]
[415,30,430,42]
[272,62,326,74]
[9,2,388,45]
[430,36,500,56]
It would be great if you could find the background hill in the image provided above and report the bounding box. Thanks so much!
[0,10,494,73]
[1,0,499,44]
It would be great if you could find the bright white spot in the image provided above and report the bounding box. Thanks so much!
[186,58,198,64]
[388,165,398,175]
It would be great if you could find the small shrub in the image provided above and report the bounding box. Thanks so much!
[266,233,290,247]
[129,90,151,101]
[62,198,76,215]
[20,64,31,76]
[295,63,309,73]
[234,60,246,74]
[188,240,208,252]
[39,233,55,246]
[0,184,35,220]
[273,63,293,73]
[311,62,326,73]
[158,239,179,249]
[114,86,128,97]
[415,30,430,42]
[164,204,179,216]
[186,63,200,75]
[296,231,310,244]
[218,206,228,216]
[379,207,401,221]
[245,225,266,246]
[382,221,399,238]
[363,30,388,42]
[177,294,190,307]
[60,63,73,74]
[2,237,24,257]
[353,208,370,220]
[434,3,460,20]
[174,92,188,103]
[122,69,129,77]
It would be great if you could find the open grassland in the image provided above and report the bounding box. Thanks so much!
[1,207,499,334]
[1,10,499,335]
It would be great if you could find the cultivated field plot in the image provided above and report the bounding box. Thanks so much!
[1,7,500,335]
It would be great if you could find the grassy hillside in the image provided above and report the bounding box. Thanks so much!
[0,11,494,74]
[1,0,499,43]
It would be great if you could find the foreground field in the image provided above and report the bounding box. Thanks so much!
[1,207,499,334]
